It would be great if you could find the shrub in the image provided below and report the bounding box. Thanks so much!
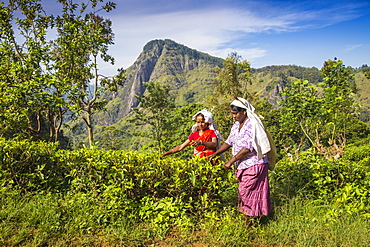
[342,137,370,163]
[58,150,232,213]
[0,138,67,192]
[270,145,370,217]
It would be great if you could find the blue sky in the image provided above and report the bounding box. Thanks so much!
[49,0,370,75]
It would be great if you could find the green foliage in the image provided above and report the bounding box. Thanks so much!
[1,139,370,245]
[53,0,125,147]
[345,116,370,144]
[0,0,123,145]
[279,79,322,150]
[0,140,235,240]
[252,65,323,85]
[0,192,65,246]
[96,126,126,150]
[131,81,176,153]
[138,196,194,234]
[343,137,370,163]
[58,149,235,235]
[0,0,55,140]
[319,58,358,145]
[209,52,253,139]
[279,59,360,158]
[262,198,370,247]
[270,142,370,217]
[60,150,230,208]
[213,52,252,98]
[2,190,370,246]
[0,138,67,192]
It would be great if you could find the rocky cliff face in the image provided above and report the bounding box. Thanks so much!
[94,39,224,126]
[126,43,164,113]
[93,40,324,126]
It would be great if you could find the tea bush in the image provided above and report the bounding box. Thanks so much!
[58,149,233,229]
[1,137,370,237]
[342,139,370,164]
[0,140,235,231]
[0,138,67,192]
[270,142,370,217]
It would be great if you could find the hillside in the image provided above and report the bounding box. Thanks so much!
[93,39,349,126]
[66,39,370,148]
[93,39,224,126]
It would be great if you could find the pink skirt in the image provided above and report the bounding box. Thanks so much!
[236,163,272,217]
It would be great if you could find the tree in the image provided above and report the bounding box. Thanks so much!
[279,79,323,158]
[131,81,176,153]
[53,0,125,147]
[98,126,125,150]
[0,0,124,146]
[317,58,358,157]
[0,0,55,140]
[209,52,253,139]
[213,52,252,98]
[279,58,359,159]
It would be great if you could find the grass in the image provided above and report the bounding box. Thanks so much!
[1,190,369,247]
[265,198,370,247]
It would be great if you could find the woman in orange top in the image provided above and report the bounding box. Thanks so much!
[162,109,222,158]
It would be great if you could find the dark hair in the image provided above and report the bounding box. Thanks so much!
[195,113,205,120]
[230,105,246,112]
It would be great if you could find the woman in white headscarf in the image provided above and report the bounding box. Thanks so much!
[162,109,222,158]
[209,97,272,224]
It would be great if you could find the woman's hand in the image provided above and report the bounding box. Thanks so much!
[223,161,233,169]
[208,153,218,160]
[223,148,249,169]
[190,140,202,147]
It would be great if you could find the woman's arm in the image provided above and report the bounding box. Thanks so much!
[192,137,217,149]
[162,139,191,156]
[208,142,231,159]
[223,147,249,169]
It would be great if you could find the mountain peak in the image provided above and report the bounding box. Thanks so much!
[143,39,173,52]
[95,39,224,125]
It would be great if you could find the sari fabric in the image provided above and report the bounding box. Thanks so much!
[236,163,272,217]
[188,129,216,158]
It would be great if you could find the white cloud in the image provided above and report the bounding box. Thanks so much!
[208,47,268,61]
[344,44,362,52]
[102,1,369,74]
[117,8,294,48]
[108,7,295,73]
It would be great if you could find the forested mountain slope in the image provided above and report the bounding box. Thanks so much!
[93,39,224,126]
[67,39,370,148]
[94,39,369,127]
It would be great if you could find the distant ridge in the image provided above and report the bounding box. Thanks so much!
[94,39,224,126]
[92,39,369,127]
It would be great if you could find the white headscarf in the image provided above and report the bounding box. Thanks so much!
[231,97,271,160]
[191,109,223,140]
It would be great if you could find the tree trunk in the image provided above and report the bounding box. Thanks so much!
[82,113,94,148]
